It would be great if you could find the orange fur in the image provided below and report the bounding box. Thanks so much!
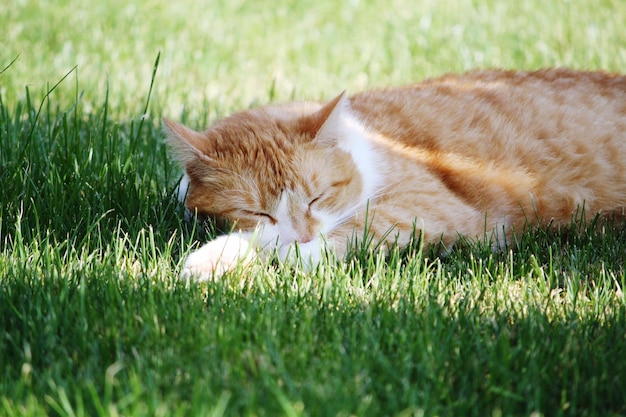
[165,68,626,279]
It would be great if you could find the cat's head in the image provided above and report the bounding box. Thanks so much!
[164,93,372,252]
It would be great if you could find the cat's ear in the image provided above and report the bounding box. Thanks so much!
[162,118,213,165]
[303,92,351,145]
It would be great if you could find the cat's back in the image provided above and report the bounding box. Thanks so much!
[351,68,626,152]
[350,68,626,222]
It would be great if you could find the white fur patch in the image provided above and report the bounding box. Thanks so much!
[177,173,190,203]
[338,115,385,203]
[181,233,254,281]
[320,95,385,204]
[176,173,193,221]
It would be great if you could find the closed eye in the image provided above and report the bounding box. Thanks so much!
[309,194,324,207]
[331,178,351,188]
[243,210,277,224]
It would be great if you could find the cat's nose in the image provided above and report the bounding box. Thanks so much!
[298,233,314,244]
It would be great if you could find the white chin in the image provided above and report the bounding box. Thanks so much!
[278,239,324,271]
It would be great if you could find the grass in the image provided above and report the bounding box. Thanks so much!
[2,0,626,415]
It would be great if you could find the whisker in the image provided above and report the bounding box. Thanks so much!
[329,180,402,230]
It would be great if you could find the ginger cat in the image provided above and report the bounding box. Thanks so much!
[165,68,626,280]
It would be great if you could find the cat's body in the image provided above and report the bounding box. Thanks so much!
[165,68,626,280]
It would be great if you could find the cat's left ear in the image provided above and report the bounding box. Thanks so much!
[162,118,213,165]
[304,92,352,145]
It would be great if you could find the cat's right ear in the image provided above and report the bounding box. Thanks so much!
[162,118,213,165]
[305,92,352,146]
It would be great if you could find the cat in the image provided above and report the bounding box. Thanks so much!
[164,68,626,280]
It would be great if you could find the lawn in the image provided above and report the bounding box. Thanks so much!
[1,0,626,416]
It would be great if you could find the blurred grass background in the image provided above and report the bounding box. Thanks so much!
[3,0,626,119]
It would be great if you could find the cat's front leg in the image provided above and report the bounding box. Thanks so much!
[181,228,340,280]
[181,233,255,281]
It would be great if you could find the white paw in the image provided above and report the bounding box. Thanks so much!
[181,235,254,281]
